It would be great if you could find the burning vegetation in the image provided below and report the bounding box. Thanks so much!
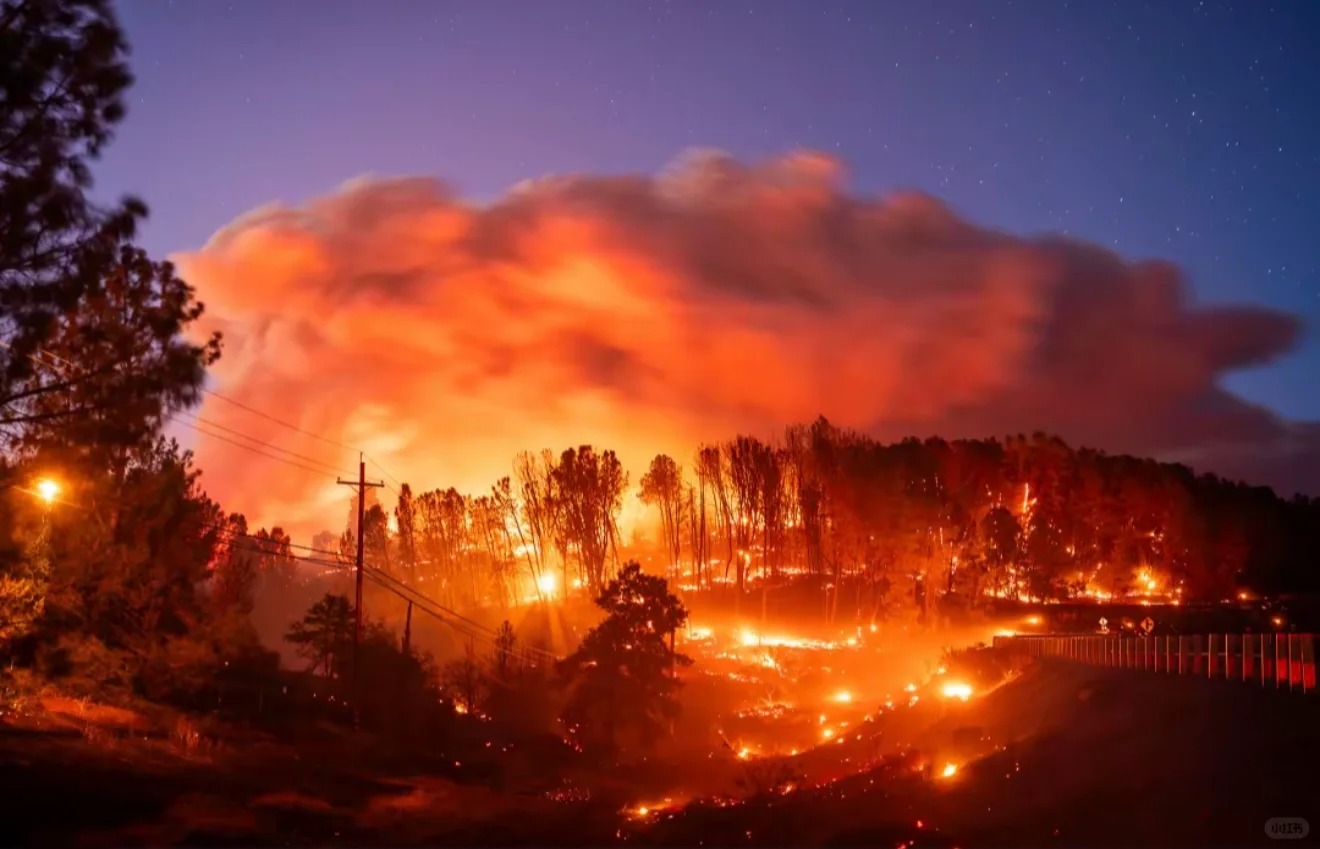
[1,4,1318,847]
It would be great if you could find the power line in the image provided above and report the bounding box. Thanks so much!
[208,524,558,664]
[8,345,558,662]
[366,454,404,491]
[202,387,356,451]
[178,419,343,478]
[174,411,350,476]
[0,342,351,481]
[6,343,407,496]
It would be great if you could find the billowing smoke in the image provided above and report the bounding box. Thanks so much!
[173,150,1315,539]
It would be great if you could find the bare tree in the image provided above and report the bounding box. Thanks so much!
[516,450,564,597]
[552,446,627,594]
[640,454,685,584]
[394,483,418,581]
[696,445,735,586]
[494,475,543,600]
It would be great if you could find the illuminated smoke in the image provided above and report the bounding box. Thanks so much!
[173,150,1313,537]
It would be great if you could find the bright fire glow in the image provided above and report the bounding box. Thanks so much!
[822,728,835,740]
[738,628,838,650]
[940,763,959,778]
[940,681,973,701]
[832,690,853,704]
[35,478,60,504]
[536,572,557,597]
[1024,615,1041,626]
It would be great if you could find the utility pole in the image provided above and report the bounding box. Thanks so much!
[338,453,383,729]
[402,601,413,657]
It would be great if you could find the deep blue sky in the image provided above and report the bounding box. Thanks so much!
[101,0,1320,419]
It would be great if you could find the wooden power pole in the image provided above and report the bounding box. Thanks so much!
[338,453,383,728]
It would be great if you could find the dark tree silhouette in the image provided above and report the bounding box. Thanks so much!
[211,513,258,616]
[285,593,353,678]
[559,561,690,759]
[0,0,220,438]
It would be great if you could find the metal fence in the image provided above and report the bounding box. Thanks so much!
[992,632,1316,694]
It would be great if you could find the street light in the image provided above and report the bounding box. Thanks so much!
[35,478,60,505]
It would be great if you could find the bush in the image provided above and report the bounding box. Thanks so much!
[0,667,43,720]
[37,634,135,701]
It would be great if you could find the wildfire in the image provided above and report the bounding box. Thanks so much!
[627,798,676,820]
[940,763,959,778]
[738,629,838,650]
[939,681,973,701]
[832,689,853,704]
[822,727,836,740]
[536,572,557,598]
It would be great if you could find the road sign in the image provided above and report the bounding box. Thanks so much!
[1140,616,1155,635]
[1098,616,1109,634]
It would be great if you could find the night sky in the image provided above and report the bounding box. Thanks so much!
[101,0,1319,420]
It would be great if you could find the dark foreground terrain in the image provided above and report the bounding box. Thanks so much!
[3,659,1317,848]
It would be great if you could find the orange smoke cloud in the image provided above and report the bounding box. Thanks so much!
[173,150,1312,539]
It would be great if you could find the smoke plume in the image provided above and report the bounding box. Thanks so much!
[173,150,1315,539]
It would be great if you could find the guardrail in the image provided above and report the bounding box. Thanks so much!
[991,632,1316,694]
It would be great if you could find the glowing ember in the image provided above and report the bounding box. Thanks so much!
[737,747,753,760]
[1024,615,1042,626]
[904,683,917,693]
[822,728,836,740]
[940,763,959,778]
[940,681,973,701]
